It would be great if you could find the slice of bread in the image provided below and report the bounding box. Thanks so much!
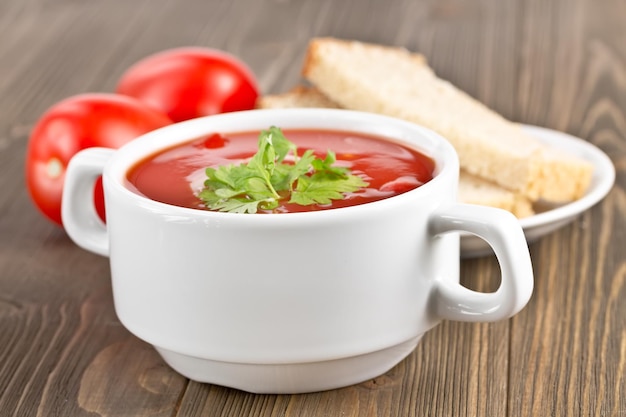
[257,85,340,109]
[302,38,593,203]
[256,85,535,217]
[458,172,535,218]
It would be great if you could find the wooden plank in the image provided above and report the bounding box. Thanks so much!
[507,0,626,415]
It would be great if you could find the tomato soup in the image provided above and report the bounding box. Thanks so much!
[126,129,435,213]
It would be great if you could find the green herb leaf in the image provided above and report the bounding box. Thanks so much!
[290,172,369,206]
[310,150,351,177]
[198,127,369,213]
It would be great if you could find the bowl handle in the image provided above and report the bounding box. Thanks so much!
[429,204,534,322]
[61,148,114,257]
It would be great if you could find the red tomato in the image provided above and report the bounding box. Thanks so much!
[115,47,259,122]
[26,93,172,226]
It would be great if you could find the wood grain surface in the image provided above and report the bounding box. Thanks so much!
[0,0,624,416]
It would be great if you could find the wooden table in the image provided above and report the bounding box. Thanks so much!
[1,0,624,415]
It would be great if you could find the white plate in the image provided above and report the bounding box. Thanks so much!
[461,125,616,258]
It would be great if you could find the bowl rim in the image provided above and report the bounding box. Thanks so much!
[103,108,459,221]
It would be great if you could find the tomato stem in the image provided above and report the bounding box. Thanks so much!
[46,157,64,179]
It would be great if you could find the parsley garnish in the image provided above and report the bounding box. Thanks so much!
[198,127,369,213]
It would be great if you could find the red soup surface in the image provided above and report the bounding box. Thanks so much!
[126,129,435,213]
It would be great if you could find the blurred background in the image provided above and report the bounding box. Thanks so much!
[4,0,624,132]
